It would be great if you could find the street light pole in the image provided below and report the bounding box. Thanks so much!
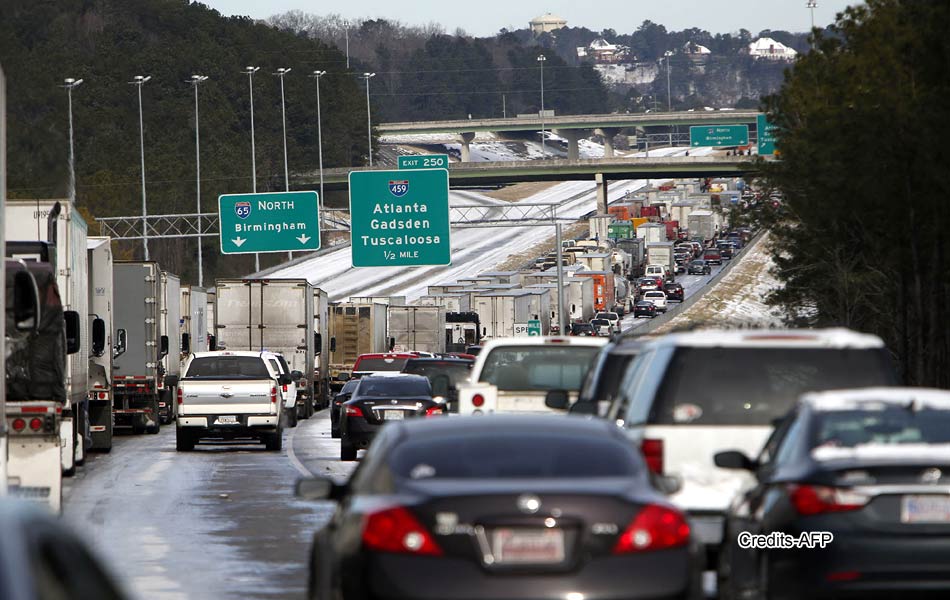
[345,22,350,69]
[807,0,818,30]
[63,78,83,206]
[190,75,208,287]
[310,71,327,233]
[665,56,672,112]
[243,66,261,272]
[537,54,547,156]
[274,67,293,260]
[361,73,375,167]
[129,75,151,260]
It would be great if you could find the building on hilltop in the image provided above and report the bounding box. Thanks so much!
[576,38,632,63]
[683,41,711,56]
[530,13,567,35]
[747,37,798,61]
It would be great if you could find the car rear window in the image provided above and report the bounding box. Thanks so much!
[479,345,602,392]
[649,347,897,426]
[185,356,271,379]
[402,361,472,386]
[355,357,410,372]
[357,377,431,397]
[389,432,640,479]
[812,408,950,455]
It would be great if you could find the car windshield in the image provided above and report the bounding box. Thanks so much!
[591,319,610,326]
[185,356,271,379]
[479,345,602,392]
[402,361,472,386]
[356,377,431,397]
[355,357,410,372]
[811,408,950,459]
[649,347,897,426]
[691,260,705,265]
[389,432,639,479]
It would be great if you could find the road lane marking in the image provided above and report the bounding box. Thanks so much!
[286,425,313,478]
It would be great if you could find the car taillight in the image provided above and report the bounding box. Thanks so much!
[11,418,26,432]
[362,506,443,556]
[345,405,364,417]
[425,406,444,417]
[282,384,288,393]
[29,418,43,431]
[787,484,869,515]
[471,394,485,408]
[613,504,690,554]
[641,438,664,474]
[270,386,278,404]
[177,387,183,405]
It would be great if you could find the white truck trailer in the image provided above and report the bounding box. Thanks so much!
[86,237,114,451]
[474,290,551,339]
[327,302,388,391]
[180,285,209,365]
[387,305,446,354]
[157,271,181,424]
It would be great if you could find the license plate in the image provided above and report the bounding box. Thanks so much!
[215,416,239,425]
[384,410,405,420]
[901,495,950,523]
[492,528,565,564]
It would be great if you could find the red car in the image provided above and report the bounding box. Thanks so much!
[703,249,722,265]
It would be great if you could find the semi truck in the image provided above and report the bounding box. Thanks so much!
[157,271,181,424]
[574,271,616,313]
[215,278,318,421]
[473,290,551,339]
[615,237,646,280]
[180,285,209,367]
[646,242,676,279]
[327,302,388,391]
[86,237,114,451]
[5,199,89,475]
[387,305,446,354]
[312,287,330,410]
[688,209,719,244]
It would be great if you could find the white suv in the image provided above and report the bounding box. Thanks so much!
[594,311,621,333]
[641,290,667,312]
[606,328,898,558]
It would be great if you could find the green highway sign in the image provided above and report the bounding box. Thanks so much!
[690,125,749,147]
[218,191,320,254]
[527,319,542,336]
[757,114,778,155]
[349,169,451,267]
[398,154,449,170]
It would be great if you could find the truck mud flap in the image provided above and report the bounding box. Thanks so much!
[88,400,113,451]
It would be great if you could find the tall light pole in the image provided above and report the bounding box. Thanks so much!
[310,71,327,231]
[243,66,261,272]
[274,67,293,260]
[344,21,350,69]
[129,75,151,260]
[361,73,375,166]
[664,54,672,111]
[807,0,818,30]
[63,78,83,206]
[537,54,547,156]
[190,75,208,287]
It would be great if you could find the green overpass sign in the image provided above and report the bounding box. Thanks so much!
[690,125,749,147]
[349,169,451,267]
[757,114,778,155]
[398,154,449,170]
[218,191,320,254]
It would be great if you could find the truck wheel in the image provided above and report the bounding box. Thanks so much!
[340,439,357,461]
[146,399,161,433]
[265,428,283,451]
[176,428,196,451]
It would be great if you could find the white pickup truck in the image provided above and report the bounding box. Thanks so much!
[176,351,291,451]
[457,337,607,415]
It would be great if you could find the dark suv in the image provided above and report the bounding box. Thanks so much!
[663,282,684,302]
[401,357,474,413]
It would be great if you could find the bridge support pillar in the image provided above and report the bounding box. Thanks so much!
[594,128,621,158]
[555,129,582,161]
[457,132,476,162]
[595,173,609,215]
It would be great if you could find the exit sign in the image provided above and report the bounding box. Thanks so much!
[398,154,449,170]
[690,125,749,147]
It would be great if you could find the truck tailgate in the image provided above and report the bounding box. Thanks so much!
[178,379,276,415]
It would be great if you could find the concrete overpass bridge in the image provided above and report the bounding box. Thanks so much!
[378,110,763,161]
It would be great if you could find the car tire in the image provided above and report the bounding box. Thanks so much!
[286,406,298,428]
[331,425,340,439]
[265,427,283,452]
[176,428,196,451]
[340,438,357,461]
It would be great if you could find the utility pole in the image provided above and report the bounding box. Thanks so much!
[274,67,292,260]
[63,78,83,206]
[311,71,327,232]
[189,75,208,287]
[129,75,151,260]
[361,73,376,166]
[243,66,261,272]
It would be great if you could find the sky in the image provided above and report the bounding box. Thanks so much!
[203,0,860,37]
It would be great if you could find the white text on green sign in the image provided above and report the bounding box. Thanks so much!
[218,191,320,254]
[756,114,778,155]
[398,154,449,170]
[348,169,451,267]
[689,125,749,147]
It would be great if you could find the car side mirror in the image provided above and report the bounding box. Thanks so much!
[714,450,757,471]
[330,337,337,353]
[12,270,40,332]
[181,332,191,354]
[568,400,598,415]
[64,310,81,355]
[91,317,106,357]
[295,477,347,502]
[279,373,293,386]
[544,389,570,410]
[159,335,169,358]
[114,328,127,358]
[431,374,451,399]
[291,370,303,381]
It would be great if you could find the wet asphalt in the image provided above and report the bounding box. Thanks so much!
[63,409,355,600]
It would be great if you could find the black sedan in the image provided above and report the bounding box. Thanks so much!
[687,260,711,275]
[299,415,703,600]
[633,300,658,318]
[331,378,360,439]
[717,387,950,600]
[339,374,442,461]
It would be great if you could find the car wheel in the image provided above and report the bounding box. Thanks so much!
[331,424,340,439]
[340,438,357,461]
[176,428,196,451]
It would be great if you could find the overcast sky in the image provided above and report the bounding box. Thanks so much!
[204,0,860,37]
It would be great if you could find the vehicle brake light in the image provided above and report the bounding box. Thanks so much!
[613,504,690,553]
[787,484,869,515]
[345,405,364,417]
[641,438,664,474]
[471,394,485,408]
[362,506,443,556]
[282,384,288,393]
[11,418,26,432]
[177,387,183,405]
[271,386,278,404]
[425,406,443,417]
[29,418,43,432]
